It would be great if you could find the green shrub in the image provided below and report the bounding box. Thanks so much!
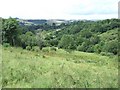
[100,52,114,57]
[105,52,114,57]
[50,47,57,51]
[94,44,102,54]
[103,40,118,55]
[86,46,94,53]
[100,52,107,56]
[26,46,31,51]
[65,49,72,53]
[3,43,10,47]
[42,55,46,58]
[77,45,83,51]
[42,48,49,52]
[32,46,40,52]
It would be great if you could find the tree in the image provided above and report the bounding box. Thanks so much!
[87,46,94,52]
[52,23,56,29]
[36,32,45,50]
[80,30,92,38]
[77,42,88,52]
[58,35,75,49]
[103,40,118,55]
[76,35,84,46]
[90,35,100,45]
[2,17,19,46]
[19,31,36,49]
[94,44,102,53]
[69,25,81,34]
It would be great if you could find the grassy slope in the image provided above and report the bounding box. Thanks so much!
[1,45,118,88]
[0,46,2,89]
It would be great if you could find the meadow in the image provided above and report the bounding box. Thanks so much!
[1,45,118,88]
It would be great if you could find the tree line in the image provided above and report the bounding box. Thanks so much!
[2,17,119,55]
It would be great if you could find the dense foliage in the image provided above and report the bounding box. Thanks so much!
[44,19,119,55]
[2,18,119,55]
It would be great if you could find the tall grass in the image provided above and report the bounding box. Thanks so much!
[1,46,118,88]
[0,45,2,89]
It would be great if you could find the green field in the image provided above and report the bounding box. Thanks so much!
[1,45,118,88]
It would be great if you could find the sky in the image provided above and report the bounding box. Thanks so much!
[0,0,119,20]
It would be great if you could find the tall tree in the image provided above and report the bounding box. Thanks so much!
[58,35,75,49]
[2,17,19,46]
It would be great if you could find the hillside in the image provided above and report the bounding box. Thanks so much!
[41,19,119,55]
[1,18,119,88]
[1,46,118,88]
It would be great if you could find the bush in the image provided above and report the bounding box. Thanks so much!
[105,53,114,57]
[65,49,72,53]
[103,40,118,55]
[100,52,107,56]
[32,46,40,52]
[77,45,85,51]
[42,48,49,52]
[86,46,94,53]
[3,43,10,47]
[77,45,81,51]
[100,52,114,57]
[26,46,31,51]
[50,47,57,51]
[94,44,102,54]
[42,55,46,58]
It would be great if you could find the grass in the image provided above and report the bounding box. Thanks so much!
[0,45,2,89]
[1,45,118,88]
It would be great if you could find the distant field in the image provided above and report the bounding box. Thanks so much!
[1,45,118,88]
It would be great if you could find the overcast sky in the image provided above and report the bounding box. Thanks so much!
[0,0,119,20]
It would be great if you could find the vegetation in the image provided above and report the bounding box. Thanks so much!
[2,18,119,55]
[2,18,19,46]
[1,45,118,88]
[1,17,119,88]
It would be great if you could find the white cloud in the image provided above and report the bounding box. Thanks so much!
[0,0,119,19]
